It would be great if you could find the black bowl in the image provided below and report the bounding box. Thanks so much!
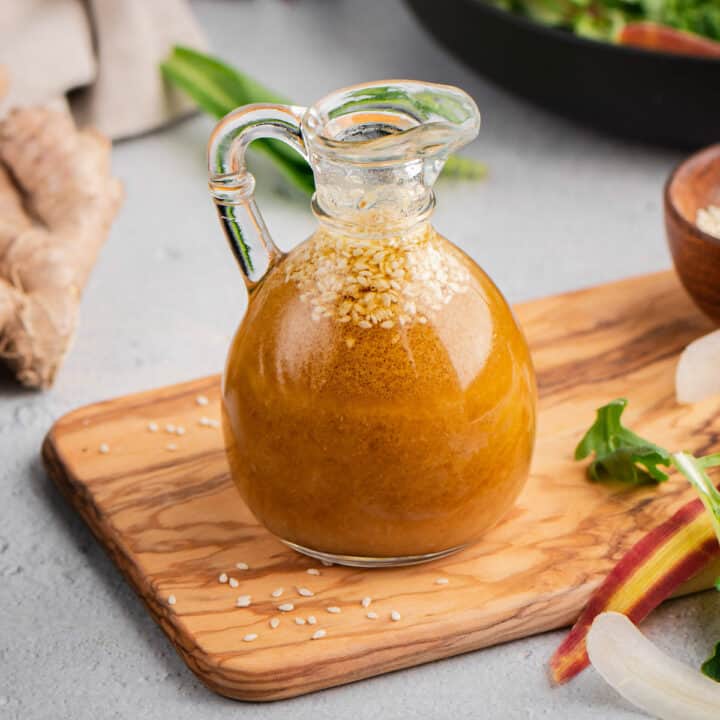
[405,0,720,148]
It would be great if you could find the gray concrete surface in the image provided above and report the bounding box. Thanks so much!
[1,1,718,718]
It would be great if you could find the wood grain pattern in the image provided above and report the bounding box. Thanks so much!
[42,270,720,702]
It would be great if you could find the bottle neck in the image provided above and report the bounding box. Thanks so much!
[310,157,437,237]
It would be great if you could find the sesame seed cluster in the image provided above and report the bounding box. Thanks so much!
[285,222,469,329]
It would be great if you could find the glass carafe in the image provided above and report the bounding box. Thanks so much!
[209,80,536,567]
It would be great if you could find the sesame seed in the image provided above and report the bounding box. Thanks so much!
[196,395,209,406]
[98,443,110,454]
[321,560,334,567]
[175,426,185,436]
[278,603,294,612]
[198,417,210,427]
[235,562,249,571]
[361,597,372,608]
[345,337,356,349]
[167,594,176,605]
[207,419,220,428]
[271,588,284,598]
[147,422,159,432]
[236,595,251,607]
[326,606,341,614]
[311,629,327,640]
[243,633,258,642]
[307,615,317,625]
[229,578,239,588]
[306,568,321,576]
[269,618,280,629]
[166,443,177,451]
[295,617,306,625]
[218,573,228,584]
[391,610,401,622]
[165,424,175,433]
[366,611,378,620]
[297,587,314,598]
[435,578,449,585]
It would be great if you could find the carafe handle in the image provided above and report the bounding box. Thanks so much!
[208,104,308,288]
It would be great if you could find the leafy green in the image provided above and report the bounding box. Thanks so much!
[576,399,720,678]
[486,0,720,42]
[574,398,672,485]
[702,643,720,682]
[161,46,487,194]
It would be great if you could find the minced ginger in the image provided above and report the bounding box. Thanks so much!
[0,105,122,388]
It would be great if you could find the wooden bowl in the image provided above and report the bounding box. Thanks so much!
[665,144,720,325]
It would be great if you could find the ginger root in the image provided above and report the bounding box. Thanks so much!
[0,107,122,388]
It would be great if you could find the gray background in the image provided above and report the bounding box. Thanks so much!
[1,1,718,718]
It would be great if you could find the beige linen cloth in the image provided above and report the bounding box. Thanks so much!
[0,0,206,139]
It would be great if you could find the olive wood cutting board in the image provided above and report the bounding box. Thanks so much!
[42,270,720,702]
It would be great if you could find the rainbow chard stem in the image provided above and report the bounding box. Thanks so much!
[550,492,720,684]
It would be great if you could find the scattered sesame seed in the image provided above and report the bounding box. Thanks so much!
[166,443,177,451]
[307,615,317,625]
[207,419,220,428]
[311,629,327,640]
[435,578,449,585]
[390,610,401,622]
[326,606,341,614]
[236,595,251,608]
[361,597,372,608]
[278,603,294,612]
[147,422,159,432]
[229,578,239,588]
[271,588,284,598]
[98,443,110,454]
[295,617,306,625]
[235,562,249,571]
[196,395,209,406]
[243,633,258,642]
[198,417,210,427]
[366,611,378,620]
[306,568,321,576]
[175,426,185,436]
[165,424,175,433]
[218,573,228,584]
[321,560,334,567]
[297,587,314,598]
[167,594,176,606]
[269,617,280,629]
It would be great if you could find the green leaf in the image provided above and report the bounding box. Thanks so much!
[161,46,314,195]
[575,398,672,485]
[702,642,720,682]
[442,154,488,180]
[161,46,486,195]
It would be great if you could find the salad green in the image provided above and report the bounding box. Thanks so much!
[488,0,720,43]
[576,398,720,680]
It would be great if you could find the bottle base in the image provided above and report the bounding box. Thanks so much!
[281,539,467,568]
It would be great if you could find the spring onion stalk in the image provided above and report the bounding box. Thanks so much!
[587,612,720,720]
[161,46,487,193]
